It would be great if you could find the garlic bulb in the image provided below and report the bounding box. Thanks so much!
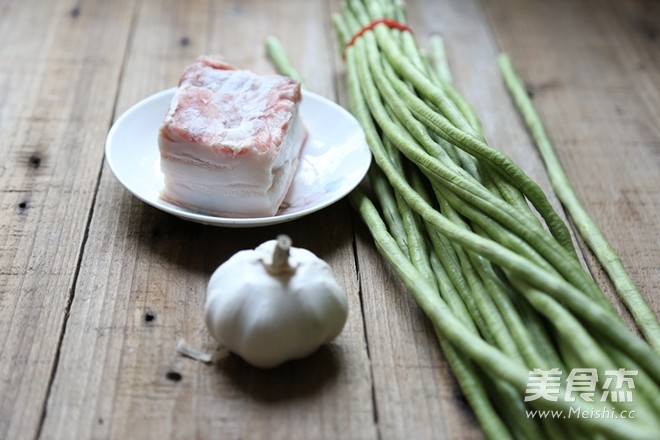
[205,235,348,368]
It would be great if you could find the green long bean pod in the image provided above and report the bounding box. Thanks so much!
[600,341,660,415]
[368,166,408,254]
[436,183,560,276]
[375,72,529,360]
[409,169,501,345]
[382,111,502,345]
[349,186,656,439]
[434,180,555,369]
[347,190,530,388]
[429,254,478,333]
[498,52,660,353]
[337,4,660,437]
[512,281,660,430]
[436,335,515,440]
[356,2,576,256]
[359,26,564,259]
[397,176,437,286]
[379,59,577,255]
[344,21,659,382]
[427,227,495,343]
[264,36,304,85]
[353,1,569,258]
[353,33,602,300]
[271,15,660,438]
[429,35,453,86]
[420,41,543,232]
[469,250,550,369]
[429,191,524,360]
[345,38,660,383]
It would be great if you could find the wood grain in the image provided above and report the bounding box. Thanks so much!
[39,1,374,439]
[0,1,658,439]
[0,0,138,438]
[482,0,660,317]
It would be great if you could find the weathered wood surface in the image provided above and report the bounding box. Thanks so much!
[0,0,657,439]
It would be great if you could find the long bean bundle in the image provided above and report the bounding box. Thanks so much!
[268,1,660,437]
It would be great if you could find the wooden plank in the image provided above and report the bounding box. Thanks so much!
[40,1,376,439]
[482,0,660,316]
[354,225,484,440]
[0,1,137,439]
[4,1,655,440]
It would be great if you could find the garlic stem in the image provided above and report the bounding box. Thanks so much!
[267,234,294,274]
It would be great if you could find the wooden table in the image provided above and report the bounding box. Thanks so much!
[1,0,658,438]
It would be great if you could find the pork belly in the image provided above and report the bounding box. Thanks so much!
[158,56,306,218]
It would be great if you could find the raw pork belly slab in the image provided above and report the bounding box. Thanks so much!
[158,56,306,218]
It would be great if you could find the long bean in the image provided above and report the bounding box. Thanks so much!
[425,35,568,372]
[264,36,304,85]
[351,2,576,256]
[341,5,660,377]
[349,187,658,439]
[266,5,660,437]
[343,0,659,383]
[498,53,660,353]
[340,14,660,379]
[352,29,603,301]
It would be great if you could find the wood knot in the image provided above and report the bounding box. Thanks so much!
[166,371,183,382]
[29,154,42,169]
[144,311,156,324]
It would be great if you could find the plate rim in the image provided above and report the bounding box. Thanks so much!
[105,88,371,227]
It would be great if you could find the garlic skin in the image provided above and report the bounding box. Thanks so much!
[205,236,348,368]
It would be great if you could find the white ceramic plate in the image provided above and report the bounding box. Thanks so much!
[105,88,371,227]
